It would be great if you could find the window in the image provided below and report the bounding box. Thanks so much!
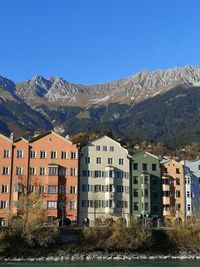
[17,150,23,158]
[71,151,77,159]
[152,164,157,171]
[39,185,45,194]
[14,184,22,192]
[70,201,76,210]
[2,167,9,175]
[70,168,77,176]
[28,185,35,193]
[48,166,58,176]
[85,157,90,164]
[176,204,181,211]
[144,202,149,211]
[40,150,46,159]
[144,189,149,197]
[0,218,5,226]
[51,151,57,159]
[153,204,158,212]
[3,149,9,158]
[103,146,107,151]
[176,168,180,174]
[16,167,22,175]
[164,167,168,173]
[143,175,149,184]
[96,146,100,151]
[96,157,101,164]
[134,202,139,211]
[187,191,190,198]
[133,189,139,197]
[152,177,158,185]
[70,186,76,194]
[119,158,124,165]
[187,204,191,211]
[0,201,7,209]
[94,170,101,178]
[82,170,90,177]
[110,146,114,152]
[13,201,18,208]
[142,163,147,171]
[29,167,36,176]
[163,191,170,197]
[133,176,138,184]
[40,167,46,176]
[59,185,66,195]
[47,201,57,209]
[153,189,158,198]
[176,178,180,185]
[198,165,200,171]
[176,190,181,197]
[108,158,113,165]
[61,151,67,159]
[30,150,36,158]
[133,163,138,170]
[2,185,8,193]
[48,185,58,194]
[59,167,66,176]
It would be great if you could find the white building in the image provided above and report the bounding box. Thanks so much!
[79,136,131,226]
[181,160,200,216]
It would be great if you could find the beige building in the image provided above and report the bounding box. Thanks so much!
[161,159,185,221]
[79,136,131,226]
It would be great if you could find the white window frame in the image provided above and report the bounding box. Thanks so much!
[17,150,23,158]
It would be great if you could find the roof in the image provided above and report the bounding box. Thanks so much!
[160,158,182,166]
[13,137,28,143]
[29,130,73,145]
[0,133,12,143]
[82,135,129,154]
[132,151,159,160]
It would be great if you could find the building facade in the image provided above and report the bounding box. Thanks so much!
[0,131,79,225]
[161,159,185,220]
[183,166,199,217]
[132,152,162,221]
[79,136,131,226]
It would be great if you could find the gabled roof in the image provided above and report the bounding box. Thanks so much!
[83,135,129,153]
[29,130,73,145]
[0,133,12,143]
[160,158,182,166]
[132,151,159,160]
[14,137,28,143]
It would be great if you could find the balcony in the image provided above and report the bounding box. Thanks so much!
[162,197,171,205]
[162,184,170,191]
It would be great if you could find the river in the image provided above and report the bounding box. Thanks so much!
[0,261,199,267]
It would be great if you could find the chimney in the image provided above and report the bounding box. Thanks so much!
[10,132,14,141]
[65,134,70,140]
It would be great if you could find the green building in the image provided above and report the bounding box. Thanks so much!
[131,152,162,222]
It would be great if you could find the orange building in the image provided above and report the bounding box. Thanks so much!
[0,131,79,226]
[161,159,185,221]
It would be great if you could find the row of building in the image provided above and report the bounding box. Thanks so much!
[0,130,200,226]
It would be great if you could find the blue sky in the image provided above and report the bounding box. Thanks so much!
[0,0,200,84]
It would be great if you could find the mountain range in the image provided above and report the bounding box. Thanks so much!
[1,65,200,145]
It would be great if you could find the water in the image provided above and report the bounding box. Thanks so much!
[0,261,199,267]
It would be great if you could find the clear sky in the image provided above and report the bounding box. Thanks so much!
[0,0,200,84]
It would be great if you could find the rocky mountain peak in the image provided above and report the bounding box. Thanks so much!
[0,76,16,93]
[6,65,200,106]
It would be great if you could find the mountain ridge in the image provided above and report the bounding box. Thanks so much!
[1,65,200,145]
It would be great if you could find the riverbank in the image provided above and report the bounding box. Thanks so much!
[1,251,200,262]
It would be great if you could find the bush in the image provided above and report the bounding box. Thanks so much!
[82,218,152,251]
[166,215,200,252]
